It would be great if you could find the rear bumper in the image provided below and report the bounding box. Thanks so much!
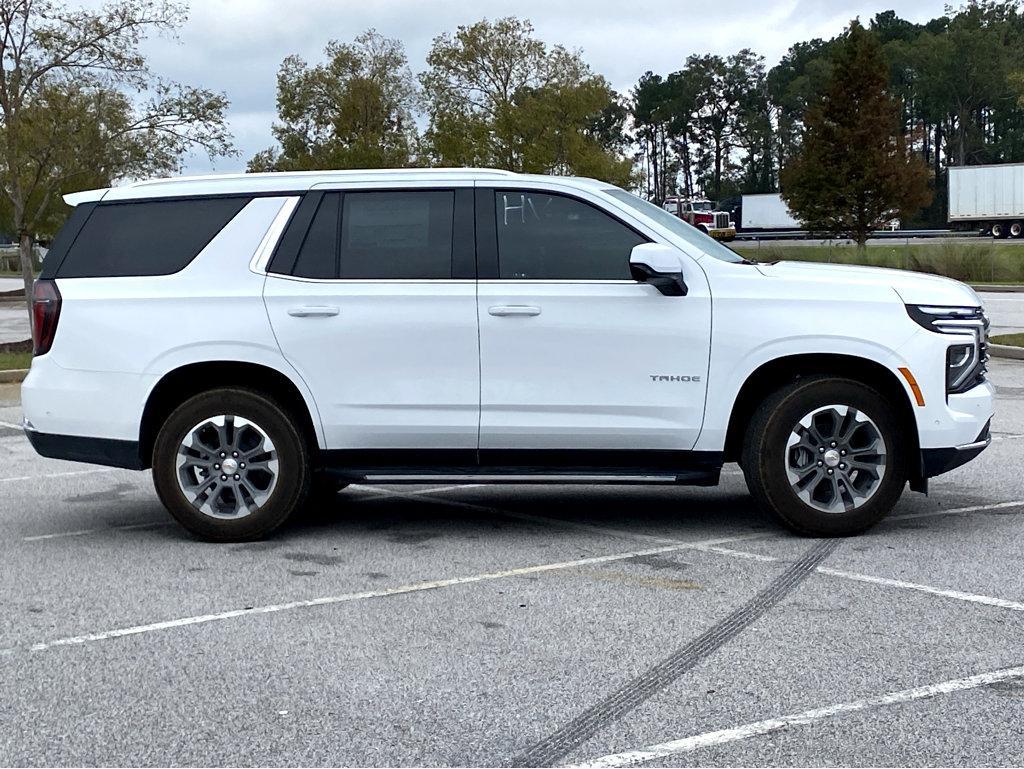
[920,420,991,479]
[24,426,145,470]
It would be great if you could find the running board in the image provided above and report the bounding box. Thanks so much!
[362,474,684,484]
[320,449,724,487]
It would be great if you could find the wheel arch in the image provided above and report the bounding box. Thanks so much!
[139,361,322,469]
[723,353,920,474]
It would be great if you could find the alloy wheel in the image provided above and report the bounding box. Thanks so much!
[784,404,887,513]
[175,414,279,518]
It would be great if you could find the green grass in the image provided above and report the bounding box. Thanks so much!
[991,333,1024,347]
[733,242,1024,284]
[0,352,31,370]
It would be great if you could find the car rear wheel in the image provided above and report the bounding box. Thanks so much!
[152,388,311,541]
[742,377,908,536]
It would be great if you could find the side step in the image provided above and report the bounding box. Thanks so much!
[320,450,724,487]
[331,470,721,486]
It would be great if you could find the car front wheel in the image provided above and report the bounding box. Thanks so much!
[742,377,908,536]
[152,388,311,541]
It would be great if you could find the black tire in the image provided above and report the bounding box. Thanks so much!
[1010,221,1023,240]
[152,388,311,541]
[991,222,1008,239]
[741,377,908,537]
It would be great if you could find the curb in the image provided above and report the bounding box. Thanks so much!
[0,368,27,384]
[990,344,1024,361]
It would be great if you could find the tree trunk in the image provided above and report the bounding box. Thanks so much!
[682,133,693,198]
[19,231,34,336]
[714,135,722,200]
[650,134,660,203]
[957,114,966,167]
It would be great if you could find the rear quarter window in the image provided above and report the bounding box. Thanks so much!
[55,197,250,278]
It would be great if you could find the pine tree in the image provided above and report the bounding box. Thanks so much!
[780,20,931,246]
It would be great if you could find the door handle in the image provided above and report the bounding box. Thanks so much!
[287,306,340,318]
[488,305,541,317]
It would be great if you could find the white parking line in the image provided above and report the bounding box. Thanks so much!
[887,499,1024,522]
[354,484,734,545]
[10,533,755,655]
[352,483,487,500]
[22,520,170,542]
[0,468,118,484]
[372,489,1024,618]
[571,663,1024,767]
[817,567,1024,612]
[689,543,1024,612]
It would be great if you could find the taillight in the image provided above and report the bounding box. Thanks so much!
[31,279,61,356]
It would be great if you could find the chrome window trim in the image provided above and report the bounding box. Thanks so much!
[478,279,640,285]
[264,275,477,285]
[263,277,641,286]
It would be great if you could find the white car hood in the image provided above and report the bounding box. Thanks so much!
[755,260,982,307]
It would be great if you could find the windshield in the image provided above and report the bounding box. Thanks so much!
[691,201,715,211]
[603,188,747,264]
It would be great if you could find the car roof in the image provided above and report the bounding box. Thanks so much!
[63,168,612,206]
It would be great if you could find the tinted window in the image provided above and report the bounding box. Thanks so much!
[56,197,249,278]
[494,191,645,280]
[292,193,339,279]
[340,191,453,279]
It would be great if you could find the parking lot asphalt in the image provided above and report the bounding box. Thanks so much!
[1,360,1023,767]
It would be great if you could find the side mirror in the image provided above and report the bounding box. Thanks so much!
[629,243,688,296]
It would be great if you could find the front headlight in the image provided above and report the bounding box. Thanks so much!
[906,304,989,395]
[946,342,979,391]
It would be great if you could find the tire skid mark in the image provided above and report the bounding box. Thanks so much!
[510,539,839,768]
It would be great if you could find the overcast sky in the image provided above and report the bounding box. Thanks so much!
[139,0,946,174]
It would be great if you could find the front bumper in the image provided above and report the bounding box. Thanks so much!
[920,420,991,478]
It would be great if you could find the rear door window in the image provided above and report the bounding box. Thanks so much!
[56,197,250,278]
[339,191,454,279]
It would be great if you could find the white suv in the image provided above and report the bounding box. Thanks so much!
[23,169,994,541]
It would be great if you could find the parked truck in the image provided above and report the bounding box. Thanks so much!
[739,193,802,232]
[662,197,736,240]
[948,163,1024,238]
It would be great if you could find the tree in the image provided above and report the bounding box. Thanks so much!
[419,17,632,186]
[781,20,931,246]
[766,38,835,180]
[0,0,234,327]
[630,72,673,201]
[248,30,418,172]
[688,50,766,200]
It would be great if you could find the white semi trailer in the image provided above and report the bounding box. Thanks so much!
[948,163,1024,238]
[740,193,801,231]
